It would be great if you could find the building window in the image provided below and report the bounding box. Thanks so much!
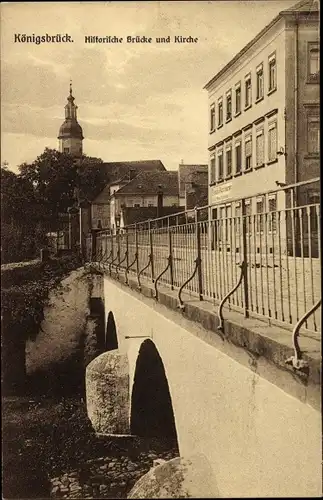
[210,103,216,132]
[268,196,277,233]
[235,83,241,115]
[308,43,319,81]
[307,115,320,154]
[134,203,140,208]
[210,154,216,184]
[218,98,223,127]
[256,128,265,166]
[64,147,70,153]
[256,197,264,232]
[268,53,276,92]
[245,75,252,108]
[235,141,242,174]
[245,135,252,170]
[218,150,224,180]
[268,121,277,162]
[226,146,232,177]
[148,203,154,207]
[256,64,264,100]
[226,90,232,121]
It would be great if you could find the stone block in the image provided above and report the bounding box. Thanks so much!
[86,350,130,435]
[128,453,220,498]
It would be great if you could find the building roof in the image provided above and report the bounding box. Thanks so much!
[58,119,83,139]
[178,164,208,197]
[204,0,319,90]
[90,160,167,202]
[114,170,179,197]
[121,206,184,226]
[100,160,166,178]
[283,0,319,11]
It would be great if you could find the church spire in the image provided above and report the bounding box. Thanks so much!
[58,81,84,157]
[65,80,77,120]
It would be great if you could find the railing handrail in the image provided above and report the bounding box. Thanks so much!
[96,177,320,235]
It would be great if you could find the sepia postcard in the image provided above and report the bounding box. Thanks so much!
[1,1,321,499]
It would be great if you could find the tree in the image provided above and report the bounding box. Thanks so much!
[18,149,110,219]
[1,149,111,263]
[1,167,36,225]
[1,167,47,263]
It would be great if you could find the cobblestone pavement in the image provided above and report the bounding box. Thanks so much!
[50,448,178,499]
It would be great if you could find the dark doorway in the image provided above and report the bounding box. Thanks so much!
[130,340,178,447]
[106,312,118,351]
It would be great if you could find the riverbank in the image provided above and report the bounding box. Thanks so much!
[3,395,178,499]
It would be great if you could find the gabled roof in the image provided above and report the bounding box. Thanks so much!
[100,160,166,177]
[283,0,319,12]
[114,170,179,197]
[204,0,319,90]
[89,159,166,201]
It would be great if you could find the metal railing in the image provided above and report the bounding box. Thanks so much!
[86,178,321,341]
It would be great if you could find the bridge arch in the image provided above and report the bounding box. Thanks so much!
[105,311,118,351]
[130,339,178,448]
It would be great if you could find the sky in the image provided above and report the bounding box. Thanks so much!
[1,0,296,173]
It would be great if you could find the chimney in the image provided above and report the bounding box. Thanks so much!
[157,190,163,218]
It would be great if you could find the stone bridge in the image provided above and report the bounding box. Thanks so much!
[85,264,321,498]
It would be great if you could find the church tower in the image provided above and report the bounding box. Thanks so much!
[58,82,84,157]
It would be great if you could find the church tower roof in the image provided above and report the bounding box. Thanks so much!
[58,82,84,140]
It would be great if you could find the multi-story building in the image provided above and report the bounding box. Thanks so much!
[204,0,319,253]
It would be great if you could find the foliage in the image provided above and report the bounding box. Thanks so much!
[1,149,110,263]
[1,255,82,341]
[18,148,110,217]
[1,222,49,264]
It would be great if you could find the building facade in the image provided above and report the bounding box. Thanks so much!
[111,170,180,232]
[58,83,84,157]
[90,161,167,230]
[204,0,319,254]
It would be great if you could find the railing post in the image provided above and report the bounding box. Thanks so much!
[149,219,155,281]
[111,232,114,262]
[91,229,98,261]
[241,198,249,318]
[168,218,174,290]
[117,230,121,266]
[126,227,129,269]
[135,223,139,277]
[195,208,203,301]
